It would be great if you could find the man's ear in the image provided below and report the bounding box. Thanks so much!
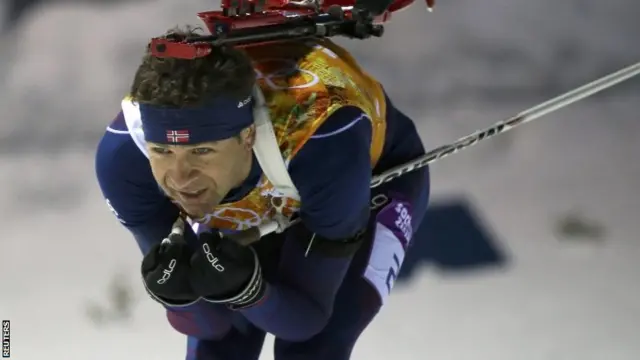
[239,124,256,150]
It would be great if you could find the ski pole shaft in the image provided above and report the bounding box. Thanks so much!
[250,60,640,239]
[371,60,640,187]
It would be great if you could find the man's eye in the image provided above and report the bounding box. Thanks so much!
[192,148,213,155]
[151,147,172,155]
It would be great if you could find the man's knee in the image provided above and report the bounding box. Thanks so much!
[273,275,381,360]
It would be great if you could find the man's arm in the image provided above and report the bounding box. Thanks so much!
[237,106,374,341]
[94,112,234,340]
[238,103,431,342]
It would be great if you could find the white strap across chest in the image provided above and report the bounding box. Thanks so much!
[250,86,300,200]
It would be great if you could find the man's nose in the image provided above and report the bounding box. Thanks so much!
[168,160,198,188]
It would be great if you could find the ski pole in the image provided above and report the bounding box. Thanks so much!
[370,60,640,187]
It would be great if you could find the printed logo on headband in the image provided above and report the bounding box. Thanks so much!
[166,130,190,143]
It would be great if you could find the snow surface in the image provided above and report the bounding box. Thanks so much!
[0,0,639,359]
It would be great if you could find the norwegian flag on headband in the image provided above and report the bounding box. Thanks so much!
[166,130,190,143]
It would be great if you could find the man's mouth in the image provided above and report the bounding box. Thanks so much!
[177,188,207,201]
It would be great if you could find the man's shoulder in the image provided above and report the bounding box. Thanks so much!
[289,106,371,168]
[311,106,371,139]
[95,113,174,229]
[286,106,374,238]
[288,105,372,186]
[95,112,152,185]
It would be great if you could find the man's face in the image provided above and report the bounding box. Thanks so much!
[147,127,255,218]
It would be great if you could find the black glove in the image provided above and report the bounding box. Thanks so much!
[189,231,266,310]
[141,235,199,307]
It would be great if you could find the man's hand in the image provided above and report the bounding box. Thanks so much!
[189,231,266,309]
[141,236,199,306]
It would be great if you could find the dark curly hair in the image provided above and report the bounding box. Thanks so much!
[129,26,256,108]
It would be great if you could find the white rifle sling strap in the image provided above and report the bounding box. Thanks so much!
[251,86,301,233]
[121,98,150,158]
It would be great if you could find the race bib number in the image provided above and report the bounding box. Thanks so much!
[364,197,413,305]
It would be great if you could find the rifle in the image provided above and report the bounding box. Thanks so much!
[149,0,435,59]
